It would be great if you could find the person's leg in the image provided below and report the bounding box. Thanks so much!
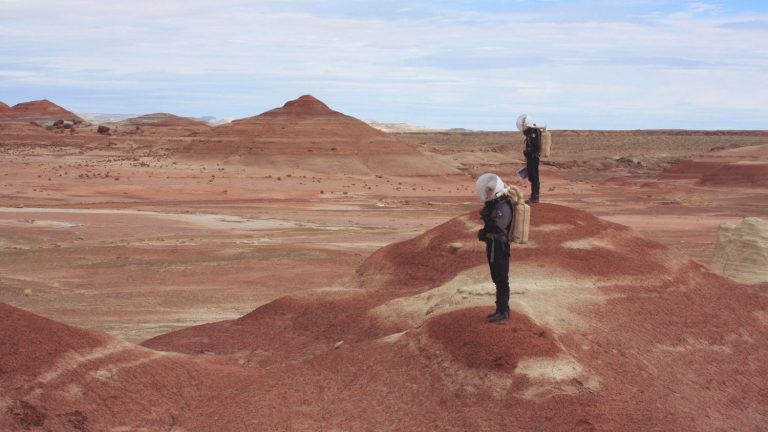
[488,242,510,322]
[486,242,499,318]
[527,157,540,202]
[492,244,510,312]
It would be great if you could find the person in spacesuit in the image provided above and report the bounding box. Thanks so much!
[475,173,513,323]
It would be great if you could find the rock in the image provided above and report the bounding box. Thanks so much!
[712,217,768,284]
[95,370,112,379]
[447,242,463,253]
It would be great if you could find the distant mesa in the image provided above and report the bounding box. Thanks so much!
[183,94,459,176]
[196,115,231,126]
[0,99,84,125]
[367,120,467,133]
[119,113,210,128]
[78,113,136,124]
[80,113,230,126]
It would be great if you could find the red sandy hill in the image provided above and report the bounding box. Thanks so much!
[3,204,768,431]
[259,94,337,117]
[0,303,256,431]
[181,95,458,175]
[0,99,83,125]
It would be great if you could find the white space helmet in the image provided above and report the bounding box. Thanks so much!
[475,173,507,202]
[516,114,535,131]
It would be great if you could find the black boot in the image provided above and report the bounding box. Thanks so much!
[487,309,510,323]
[486,306,500,319]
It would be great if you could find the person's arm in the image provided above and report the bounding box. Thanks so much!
[530,129,541,158]
[494,201,513,233]
[523,132,530,158]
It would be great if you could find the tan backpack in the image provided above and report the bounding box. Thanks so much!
[541,127,552,158]
[504,185,530,244]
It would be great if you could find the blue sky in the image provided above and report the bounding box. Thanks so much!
[1,0,766,129]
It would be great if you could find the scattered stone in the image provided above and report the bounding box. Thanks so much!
[447,242,463,253]
[95,370,112,379]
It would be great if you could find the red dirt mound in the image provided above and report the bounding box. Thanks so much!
[0,303,257,431]
[354,215,486,292]
[0,303,107,379]
[660,144,768,187]
[0,101,9,111]
[518,204,669,277]
[260,94,335,117]
[426,307,560,372]
[142,293,406,364]
[355,203,666,293]
[0,99,83,124]
[698,163,768,187]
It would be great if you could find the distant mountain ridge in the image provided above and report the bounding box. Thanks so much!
[366,120,469,133]
[79,113,232,126]
[180,94,460,176]
[2,98,456,130]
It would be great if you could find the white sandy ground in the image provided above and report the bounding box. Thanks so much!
[370,263,610,337]
[0,207,351,231]
[370,263,608,397]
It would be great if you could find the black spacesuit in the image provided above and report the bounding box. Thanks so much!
[523,127,541,203]
[477,194,513,323]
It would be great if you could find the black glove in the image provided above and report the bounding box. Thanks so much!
[480,203,494,225]
[477,228,487,242]
[479,205,490,218]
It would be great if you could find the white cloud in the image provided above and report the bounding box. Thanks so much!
[0,1,766,128]
[688,2,722,14]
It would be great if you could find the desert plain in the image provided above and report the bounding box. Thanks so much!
[1,96,767,431]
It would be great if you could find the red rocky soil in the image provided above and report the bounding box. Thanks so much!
[662,143,768,188]
[1,96,767,430]
[3,204,768,431]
